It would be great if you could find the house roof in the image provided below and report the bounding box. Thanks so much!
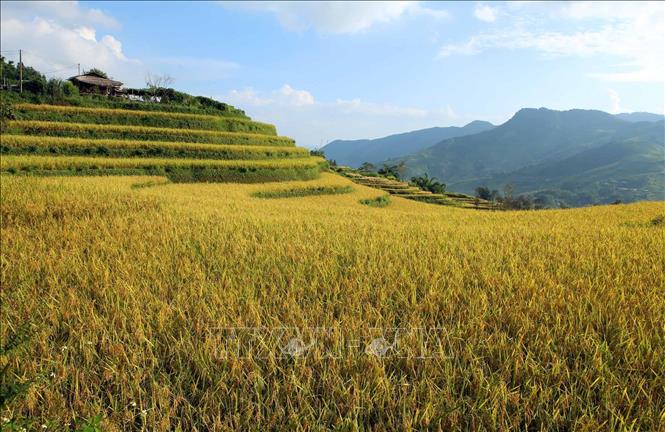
[68,73,123,87]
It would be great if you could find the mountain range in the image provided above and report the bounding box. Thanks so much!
[326,108,664,207]
[321,120,494,167]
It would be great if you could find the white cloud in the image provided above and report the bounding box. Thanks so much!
[334,98,427,117]
[277,84,315,106]
[0,3,240,89]
[0,2,143,85]
[225,84,315,107]
[222,1,447,34]
[1,17,139,82]
[223,85,462,147]
[474,3,498,23]
[608,89,623,114]
[0,1,119,29]
[226,88,273,107]
[439,1,664,83]
[75,26,96,42]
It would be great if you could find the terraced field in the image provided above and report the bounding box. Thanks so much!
[2,172,663,430]
[338,167,495,209]
[1,104,323,182]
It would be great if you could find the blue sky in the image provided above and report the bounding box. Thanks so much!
[2,1,663,147]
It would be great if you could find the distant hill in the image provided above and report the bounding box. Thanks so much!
[615,112,665,123]
[388,108,664,207]
[320,120,494,167]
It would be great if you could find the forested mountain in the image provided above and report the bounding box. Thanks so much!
[321,120,494,167]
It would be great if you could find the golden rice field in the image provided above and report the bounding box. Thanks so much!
[1,172,664,431]
[6,120,296,146]
[13,104,277,135]
[0,135,309,159]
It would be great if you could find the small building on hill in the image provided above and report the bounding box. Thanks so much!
[68,71,123,96]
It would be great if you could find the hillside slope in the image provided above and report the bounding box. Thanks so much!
[321,120,494,167]
[391,108,664,206]
[1,102,324,182]
[615,112,665,123]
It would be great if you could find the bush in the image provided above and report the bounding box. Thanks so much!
[46,79,65,101]
[360,195,391,208]
[62,81,79,98]
[411,174,446,194]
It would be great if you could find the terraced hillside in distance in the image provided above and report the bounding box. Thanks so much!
[1,103,325,183]
[337,166,495,209]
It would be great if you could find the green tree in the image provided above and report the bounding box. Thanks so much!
[359,162,376,173]
[87,68,108,78]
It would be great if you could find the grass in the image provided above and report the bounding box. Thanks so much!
[359,194,392,207]
[0,172,664,429]
[6,120,295,146]
[0,135,309,160]
[253,185,353,199]
[0,155,325,183]
[14,104,278,135]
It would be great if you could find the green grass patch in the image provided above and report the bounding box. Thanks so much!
[359,195,391,207]
[131,178,172,189]
[253,185,353,199]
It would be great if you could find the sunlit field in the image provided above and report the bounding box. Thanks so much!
[2,173,663,430]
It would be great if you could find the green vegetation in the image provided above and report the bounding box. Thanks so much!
[321,121,495,167]
[410,173,446,194]
[253,185,353,199]
[359,194,391,207]
[6,120,295,146]
[0,155,324,182]
[1,57,246,118]
[14,104,277,134]
[391,108,665,207]
[0,135,308,160]
[339,166,494,209]
[1,59,321,184]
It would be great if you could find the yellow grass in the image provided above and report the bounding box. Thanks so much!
[1,172,664,430]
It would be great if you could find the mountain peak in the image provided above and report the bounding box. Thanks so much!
[463,120,494,129]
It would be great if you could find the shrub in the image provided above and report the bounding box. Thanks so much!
[411,174,446,194]
[62,81,80,98]
[360,195,391,207]
[253,185,353,199]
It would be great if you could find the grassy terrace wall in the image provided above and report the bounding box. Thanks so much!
[14,104,278,135]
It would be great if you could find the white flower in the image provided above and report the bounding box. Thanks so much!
[41,425,48,430]
[129,401,137,407]
[49,372,56,379]
[141,409,148,416]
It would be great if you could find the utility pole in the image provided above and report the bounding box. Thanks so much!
[78,63,80,75]
[19,49,23,93]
